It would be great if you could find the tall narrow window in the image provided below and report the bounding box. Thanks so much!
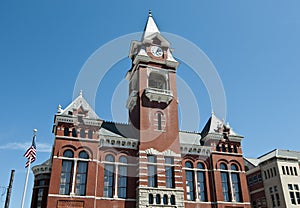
[64,127,69,136]
[220,163,230,202]
[80,129,85,138]
[157,112,162,130]
[197,163,207,201]
[149,194,154,204]
[185,161,195,201]
[165,157,174,188]
[231,164,241,202]
[59,150,74,195]
[170,195,176,205]
[148,155,157,187]
[104,154,114,198]
[75,151,89,196]
[36,188,44,208]
[88,130,93,139]
[72,128,77,137]
[118,156,127,198]
[163,194,168,205]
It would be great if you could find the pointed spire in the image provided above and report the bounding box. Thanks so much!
[143,10,160,39]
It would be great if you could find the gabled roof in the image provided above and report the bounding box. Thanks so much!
[58,91,99,120]
[201,113,239,138]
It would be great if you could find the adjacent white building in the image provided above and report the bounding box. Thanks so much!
[245,149,300,208]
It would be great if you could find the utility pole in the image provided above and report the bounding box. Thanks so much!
[4,169,15,208]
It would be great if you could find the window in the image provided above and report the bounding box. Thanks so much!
[156,194,161,205]
[294,167,298,176]
[197,163,206,201]
[165,157,175,188]
[248,176,253,186]
[286,166,290,175]
[282,166,286,175]
[104,155,114,197]
[185,161,195,201]
[267,169,270,178]
[233,145,238,153]
[273,167,277,176]
[75,151,88,196]
[59,150,74,195]
[290,166,294,175]
[118,156,127,198]
[231,164,241,202]
[64,127,69,136]
[220,163,230,202]
[88,130,93,139]
[80,129,85,138]
[221,144,226,152]
[148,73,167,90]
[163,194,168,205]
[253,175,257,183]
[149,194,154,204]
[157,112,162,130]
[276,193,280,206]
[170,195,176,205]
[36,188,44,208]
[72,128,77,137]
[271,194,276,207]
[258,173,262,182]
[148,155,157,187]
[264,171,267,179]
[288,184,299,205]
[270,168,274,177]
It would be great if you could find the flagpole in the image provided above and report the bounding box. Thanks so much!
[21,129,37,208]
[21,156,31,208]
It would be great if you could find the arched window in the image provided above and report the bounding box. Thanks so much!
[156,194,161,205]
[59,150,74,195]
[118,156,128,198]
[148,73,167,90]
[163,194,168,205]
[103,154,114,198]
[64,127,69,136]
[88,130,93,139]
[220,163,230,202]
[75,151,89,196]
[80,129,85,138]
[233,145,238,153]
[222,144,226,152]
[72,128,77,137]
[170,195,176,205]
[231,164,242,202]
[149,194,154,204]
[185,161,195,201]
[148,155,157,187]
[197,162,207,201]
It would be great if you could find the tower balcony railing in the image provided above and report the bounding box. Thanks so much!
[145,87,173,104]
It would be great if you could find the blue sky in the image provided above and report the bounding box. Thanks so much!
[1,0,300,207]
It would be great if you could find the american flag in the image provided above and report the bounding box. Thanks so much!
[24,135,36,168]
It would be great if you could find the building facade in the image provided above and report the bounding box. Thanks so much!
[31,12,251,208]
[245,149,300,208]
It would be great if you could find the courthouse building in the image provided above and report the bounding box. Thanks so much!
[30,12,251,208]
[245,149,300,208]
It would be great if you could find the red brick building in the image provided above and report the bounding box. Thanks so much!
[31,12,250,208]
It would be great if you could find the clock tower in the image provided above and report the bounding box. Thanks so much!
[126,11,185,208]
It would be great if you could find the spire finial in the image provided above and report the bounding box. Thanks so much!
[148,10,152,17]
[57,104,62,113]
[79,90,83,96]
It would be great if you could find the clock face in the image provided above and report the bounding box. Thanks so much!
[150,46,163,57]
